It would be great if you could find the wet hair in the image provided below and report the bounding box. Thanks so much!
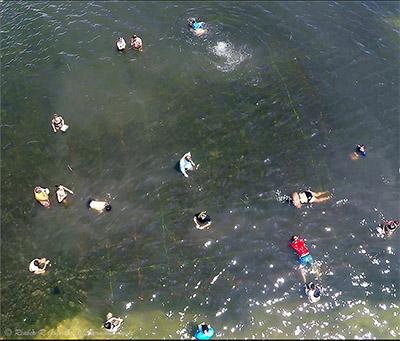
[105,205,112,212]
[104,322,111,330]
[34,260,40,267]
[291,235,298,242]
[132,35,137,39]
[201,324,209,333]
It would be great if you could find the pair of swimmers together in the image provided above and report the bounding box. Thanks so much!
[116,35,143,51]
[34,185,74,207]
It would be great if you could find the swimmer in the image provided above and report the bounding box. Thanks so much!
[193,211,212,230]
[291,189,331,208]
[87,198,112,212]
[188,18,207,36]
[51,114,68,133]
[304,282,321,303]
[116,37,126,51]
[55,185,74,204]
[290,235,320,283]
[377,220,399,238]
[103,312,123,333]
[179,152,196,178]
[350,144,366,160]
[29,258,50,275]
[34,186,51,208]
[195,323,214,340]
[130,34,143,51]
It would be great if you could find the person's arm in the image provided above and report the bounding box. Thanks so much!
[51,121,57,132]
[62,186,74,194]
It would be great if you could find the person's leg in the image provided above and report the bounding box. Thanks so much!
[312,190,330,198]
[313,196,331,203]
[300,267,307,283]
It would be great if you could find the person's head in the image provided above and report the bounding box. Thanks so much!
[53,114,58,118]
[132,35,137,39]
[292,192,301,208]
[35,187,41,193]
[185,152,192,160]
[188,18,196,26]
[388,221,399,230]
[357,144,366,155]
[201,324,209,333]
[34,260,40,267]
[105,204,112,212]
[313,286,321,297]
[291,235,299,242]
[104,322,111,330]
[199,211,207,219]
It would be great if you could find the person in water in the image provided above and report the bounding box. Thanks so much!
[304,282,321,303]
[130,34,143,51]
[87,198,112,212]
[116,37,126,51]
[179,152,196,178]
[193,211,212,230]
[195,323,214,340]
[51,114,66,133]
[291,189,331,208]
[29,258,50,275]
[290,235,320,283]
[103,312,123,333]
[188,18,207,36]
[377,220,399,238]
[34,186,50,207]
[55,185,74,204]
[350,144,366,160]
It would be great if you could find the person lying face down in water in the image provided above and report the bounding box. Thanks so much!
[377,220,399,238]
[291,189,331,208]
[87,198,112,212]
[103,312,123,334]
[193,211,212,230]
[29,258,50,275]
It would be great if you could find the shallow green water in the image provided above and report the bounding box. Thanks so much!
[1,1,399,339]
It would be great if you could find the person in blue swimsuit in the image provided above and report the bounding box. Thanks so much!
[195,323,214,340]
[188,18,207,36]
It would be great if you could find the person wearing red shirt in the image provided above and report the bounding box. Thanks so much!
[290,235,319,283]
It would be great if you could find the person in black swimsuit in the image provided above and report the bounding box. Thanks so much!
[291,189,331,208]
[193,211,212,229]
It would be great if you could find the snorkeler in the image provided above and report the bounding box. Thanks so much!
[188,18,207,36]
[350,144,366,160]
[51,114,68,133]
[29,258,50,275]
[116,37,126,51]
[87,198,112,212]
[103,312,123,333]
[377,220,399,238]
[290,235,320,283]
[304,282,321,303]
[195,323,214,340]
[193,211,212,230]
[34,186,51,208]
[179,152,196,178]
[55,185,74,204]
[291,189,331,208]
[130,34,143,51]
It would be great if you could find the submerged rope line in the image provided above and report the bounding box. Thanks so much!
[269,55,324,191]
[106,245,114,303]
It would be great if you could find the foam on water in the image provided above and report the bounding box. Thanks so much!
[209,40,251,72]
